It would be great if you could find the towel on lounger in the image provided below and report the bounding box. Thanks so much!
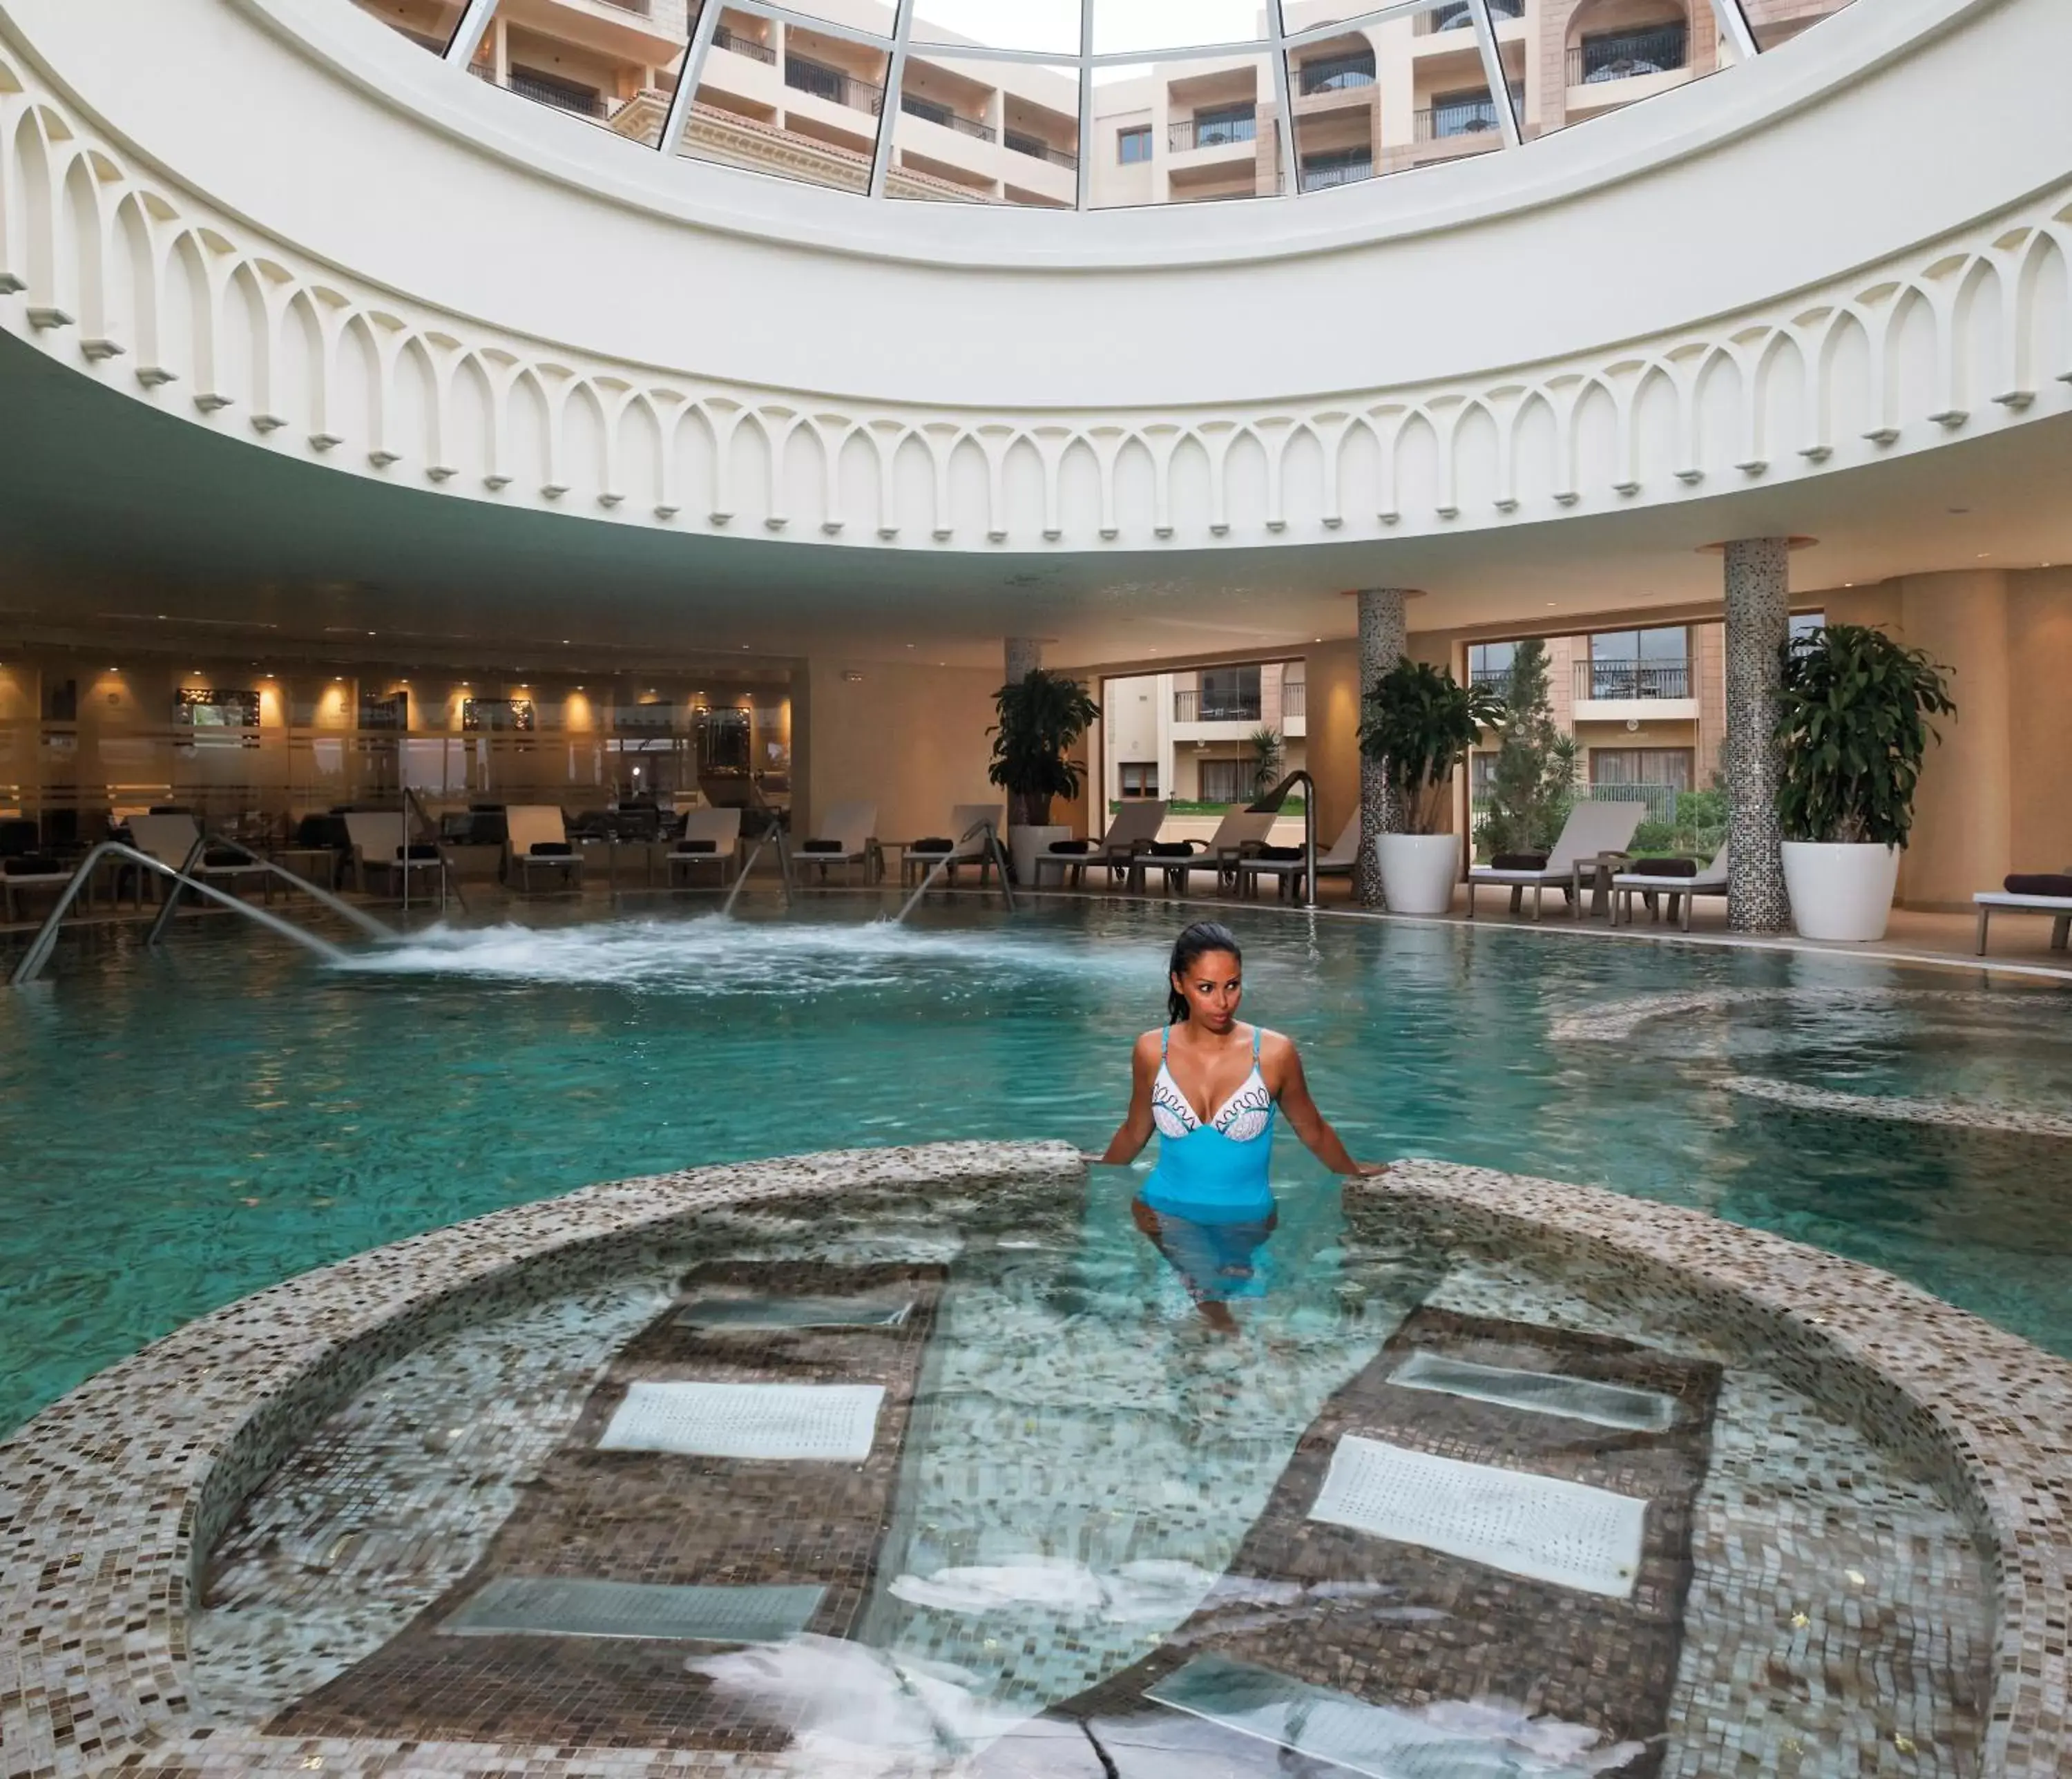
[1490,852,1550,871]
[2004,873,2072,897]
[1631,857,1698,878]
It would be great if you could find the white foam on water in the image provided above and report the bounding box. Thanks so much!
[331,913,1142,995]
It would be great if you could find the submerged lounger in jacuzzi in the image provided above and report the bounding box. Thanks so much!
[976,1305,1720,1778]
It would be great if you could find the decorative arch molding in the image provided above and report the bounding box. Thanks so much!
[0,41,2069,558]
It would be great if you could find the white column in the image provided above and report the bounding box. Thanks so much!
[1004,638,1043,685]
[1722,537,1790,932]
[1354,589,1409,907]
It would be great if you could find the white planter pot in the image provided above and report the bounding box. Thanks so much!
[1010,825,1073,886]
[1376,831,1459,916]
[1781,841,1900,942]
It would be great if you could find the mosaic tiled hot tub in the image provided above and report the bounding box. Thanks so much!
[1,1143,2065,1779]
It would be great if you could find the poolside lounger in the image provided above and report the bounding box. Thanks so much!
[1466,800,1645,921]
[666,808,744,890]
[505,805,583,894]
[1158,807,1281,895]
[1032,798,1169,889]
[343,811,448,899]
[1975,870,2072,955]
[799,800,878,885]
[1611,843,1730,932]
[1237,811,1363,901]
[902,803,1005,887]
[1,852,74,922]
[126,811,273,902]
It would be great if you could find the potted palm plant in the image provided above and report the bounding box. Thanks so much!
[1776,622,1955,941]
[1360,659,1508,914]
[988,668,1102,883]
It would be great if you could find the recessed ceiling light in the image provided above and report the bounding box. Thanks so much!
[1978,552,1991,558]
[1948,506,1970,515]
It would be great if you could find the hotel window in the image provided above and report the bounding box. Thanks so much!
[1590,748,1694,791]
[1119,762,1159,798]
[1586,626,1689,698]
[1790,611,1826,644]
[1117,124,1151,163]
[1199,758,1249,805]
[1198,666,1263,720]
[1468,641,1517,687]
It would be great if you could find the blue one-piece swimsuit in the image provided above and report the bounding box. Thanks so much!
[1138,1024,1278,1300]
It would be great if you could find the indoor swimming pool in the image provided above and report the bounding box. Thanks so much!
[3,896,2071,1436]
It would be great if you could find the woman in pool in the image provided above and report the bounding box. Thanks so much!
[1092,921,1384,1329]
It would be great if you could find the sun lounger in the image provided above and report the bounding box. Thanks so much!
[1612,843,1730,932]
[1466,801,1645,920]
[798,800,878,885]
[1032,799,1168,889]
[666,808,744,890]
[1238,811,1363,901]
[1975,870,2072,954]
[1158,807,1281,895]
[126,811,273,902]
[504,805,582,894]
[902,804,1005,887]
[343,811,448,899]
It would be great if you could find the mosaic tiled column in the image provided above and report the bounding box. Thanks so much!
[1354,589,1409,907]
[1722,539,1791,932]
[1004,637,1043,686]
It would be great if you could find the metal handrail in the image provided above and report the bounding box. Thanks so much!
[1254,771,1320,910]
[401,789,466,917]
[145,831,392,950]
[720,810,796,915]
[893,819,1015,922]
[11,842,360,987]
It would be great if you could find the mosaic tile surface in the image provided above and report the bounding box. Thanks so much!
[0,1144,2062,1779]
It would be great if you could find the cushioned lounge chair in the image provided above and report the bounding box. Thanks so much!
[1158,807,1282,895]
[504,805,582,894]
[1031,799,1169,889]
[799,801,878,885]
[1466,801,1645,920]
[1975,869,2072,955]
[1,852,74,922]
[126,811,273,902]
[1237,812,1363,902]
[343,811,448,899]
[666,808,744,890]
[1612,842,1730,932]
[903,804,1005,887]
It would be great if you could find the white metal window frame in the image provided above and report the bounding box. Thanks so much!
[437,0,1770,211]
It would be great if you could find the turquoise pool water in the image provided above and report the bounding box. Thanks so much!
[3,897,2070,1433]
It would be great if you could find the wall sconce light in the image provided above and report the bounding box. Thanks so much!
[841,671,864,683]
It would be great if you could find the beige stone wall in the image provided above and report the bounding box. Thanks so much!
[2006,570,2072,876]
[796,660,1001,844]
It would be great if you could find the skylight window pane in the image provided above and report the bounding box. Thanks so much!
[890,54,1080,205]
[348,0,463,56]
[908,0,1084,55]
[459,0,700,145]
[1092,0,1267,57]
[1531,0,1734,143]
[1090,52,1283,207]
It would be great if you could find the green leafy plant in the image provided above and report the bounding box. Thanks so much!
[1775,623,1955,847]
[1359,660,1508,835]
[988,669,1102,826]
[1249,727,1285,798]
[1474,639,1579,858]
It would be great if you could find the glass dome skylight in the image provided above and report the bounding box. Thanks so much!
[354,0,1859,209]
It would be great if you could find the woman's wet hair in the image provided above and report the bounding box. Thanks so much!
[1167,921,1243,1025]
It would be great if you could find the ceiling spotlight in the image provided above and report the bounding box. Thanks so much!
[1948,506,1971,515]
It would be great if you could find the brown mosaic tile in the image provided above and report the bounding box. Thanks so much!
[272,1263,946,1750]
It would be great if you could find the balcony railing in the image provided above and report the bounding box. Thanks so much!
[1297,54,1375,95]
[1299,157,1372,191]
[1283,682,1306,720]
[1414,92,1519,140]
[509,70,608,118]
[1433,0,1524,28]
[1006,131,1078,169]
[712,26,777,65]
[1569,25,1690,86]
[1174,690,1264,722]
[903,95,995,142]
[1575,659,1693,701]
[785,55,886,115]
[591,0,651,14]
[1169,113,1257,153]
[1468,666,1511,692]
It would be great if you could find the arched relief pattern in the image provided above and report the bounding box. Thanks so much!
[1,45,2071,556]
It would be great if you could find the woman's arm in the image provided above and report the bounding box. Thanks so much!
[1265,1034,1387,1177]
[1091,1030,1162,1165]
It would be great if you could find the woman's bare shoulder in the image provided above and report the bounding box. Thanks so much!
[1132,1028,1166,1062]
